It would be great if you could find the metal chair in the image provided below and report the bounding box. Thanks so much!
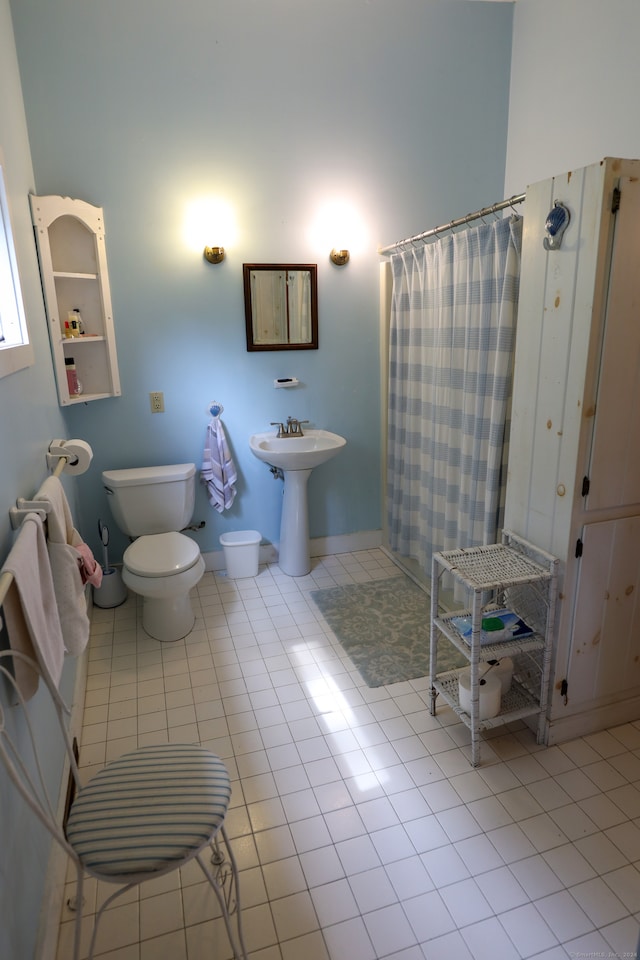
[0,650,248,960]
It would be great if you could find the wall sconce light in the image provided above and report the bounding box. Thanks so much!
[330,248,350,266]
[184,198,236,264]
[311,201,364,267]
[203,245,225,264]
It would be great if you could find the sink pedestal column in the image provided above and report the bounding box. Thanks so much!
[278,468,312,576]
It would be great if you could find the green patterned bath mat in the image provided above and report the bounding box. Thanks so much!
[310,575,465,688]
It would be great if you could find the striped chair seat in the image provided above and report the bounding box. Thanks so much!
[66,743,231,877]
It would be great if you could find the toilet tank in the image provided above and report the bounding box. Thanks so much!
[102,463,196,537]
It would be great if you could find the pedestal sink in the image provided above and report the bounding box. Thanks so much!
[250,429,346,576]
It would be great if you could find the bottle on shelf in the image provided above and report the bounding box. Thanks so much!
[67,310,79,337]
[65,357,79,395]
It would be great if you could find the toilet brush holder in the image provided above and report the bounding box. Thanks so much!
[93,518,127,608]
[93,566,127,608]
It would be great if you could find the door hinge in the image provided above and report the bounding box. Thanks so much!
[612,187,621,213]
[560,679,568,705]
[575,538,583,558]
[581,475,590,497]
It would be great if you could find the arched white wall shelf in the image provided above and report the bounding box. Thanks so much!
[30,194,121,406]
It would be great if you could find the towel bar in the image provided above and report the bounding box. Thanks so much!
[0,443,72,627]
[0,570,12,613]
[9,499,51,530]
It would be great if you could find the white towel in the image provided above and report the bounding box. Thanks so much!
[1,513,64,700]
[37,474,75,543]
[201,420,237,513]
[35,476,91,656]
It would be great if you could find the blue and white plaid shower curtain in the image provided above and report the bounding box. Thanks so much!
[387,215,523,574]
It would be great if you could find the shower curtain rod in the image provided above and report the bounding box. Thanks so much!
[378,192,526,256]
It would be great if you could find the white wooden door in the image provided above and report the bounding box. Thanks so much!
[566,175,640,711]
[504,158,640,738]
[569,516,640,703]
[584,175,640,511]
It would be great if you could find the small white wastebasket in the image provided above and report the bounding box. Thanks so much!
[219,530,261,578]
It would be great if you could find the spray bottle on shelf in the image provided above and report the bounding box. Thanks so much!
[67,308,84,336]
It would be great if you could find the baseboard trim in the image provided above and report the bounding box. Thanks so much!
[546,692,640,744]
[202,529,382,572]
[310,530,382,557]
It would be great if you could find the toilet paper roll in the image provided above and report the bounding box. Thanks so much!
[61,439,93,475]
[458,667,502,720]
[493,657,513,695]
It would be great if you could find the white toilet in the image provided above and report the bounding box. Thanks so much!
[102,463,206,642]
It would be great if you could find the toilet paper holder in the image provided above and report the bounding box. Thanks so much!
[46,438,93,474]
[9,438,94,529]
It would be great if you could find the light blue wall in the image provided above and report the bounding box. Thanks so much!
[0,0,79,957]
[9,1,640,954]
[2,0,515,955]
[505,0,640,195]
[9,0,514,566]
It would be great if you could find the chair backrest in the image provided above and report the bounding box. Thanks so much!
[0,649,80,863]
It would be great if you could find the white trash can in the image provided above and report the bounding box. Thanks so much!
[219,530,261,578]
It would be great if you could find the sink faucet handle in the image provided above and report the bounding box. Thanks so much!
[286,416,306,436]
[270,421,286,437]
[288,418,309,437]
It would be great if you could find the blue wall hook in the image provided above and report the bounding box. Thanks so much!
[208,401,224,419]
[543,201,570,251]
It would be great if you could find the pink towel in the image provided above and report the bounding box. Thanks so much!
[75,542,103,587]
[1,513,64,700]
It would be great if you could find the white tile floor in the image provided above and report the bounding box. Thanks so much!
[56,549,640,960]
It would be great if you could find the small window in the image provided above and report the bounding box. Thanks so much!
[0,154,33,378]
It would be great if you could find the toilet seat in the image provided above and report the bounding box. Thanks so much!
[124,532,200,578]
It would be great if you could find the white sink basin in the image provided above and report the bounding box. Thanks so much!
[250,429,346,471]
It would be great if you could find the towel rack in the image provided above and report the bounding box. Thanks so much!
[0,440,89,629]
[9,445,69,530]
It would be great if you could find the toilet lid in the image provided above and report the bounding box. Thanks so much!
[124,532,200,577]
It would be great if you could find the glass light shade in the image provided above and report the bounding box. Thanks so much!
[309,201,366,259]
[183,198,237,254]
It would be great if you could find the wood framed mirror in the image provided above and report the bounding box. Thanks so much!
[243,263,318,351]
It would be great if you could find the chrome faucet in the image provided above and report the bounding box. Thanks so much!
[270,417,310,437]
[286,416,306,436]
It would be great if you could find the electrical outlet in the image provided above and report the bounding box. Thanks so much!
[149,391,164,413]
